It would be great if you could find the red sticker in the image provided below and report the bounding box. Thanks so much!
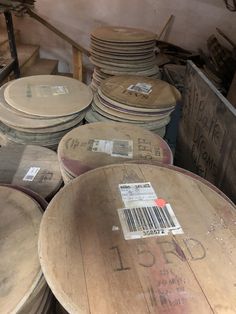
[155,198,167,207]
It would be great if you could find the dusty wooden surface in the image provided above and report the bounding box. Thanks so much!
[0,144,62,199]
[58,122,173,181]
[0,185,43,313]
[39,163,236,314]
[175,61,236,203]
[4,75,93,117]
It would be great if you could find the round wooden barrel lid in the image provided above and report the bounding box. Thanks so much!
[0,82,80,129]
[58,122,173,179]
[91,26,156,43]
[39,163,236,314]
[0,183,48,210]
[4,75,93,117]
[0,185,42,313]
[101,75,181,109]
[0,144,62,199]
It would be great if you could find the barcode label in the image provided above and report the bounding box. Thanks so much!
[127,83,152,95]
[23,167,40,181]
[118,204,183,240]
[88,139,133,158]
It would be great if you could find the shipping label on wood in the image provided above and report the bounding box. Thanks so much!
[176,61,236,202]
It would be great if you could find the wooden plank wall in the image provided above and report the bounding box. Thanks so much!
[175,61,236,203]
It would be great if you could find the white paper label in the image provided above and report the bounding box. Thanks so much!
[90,139,133,158]
[127,83,152,95]
[118,203,183,240]
[119,182,157,207]
[35,85,69,97]
[23,167,40,181]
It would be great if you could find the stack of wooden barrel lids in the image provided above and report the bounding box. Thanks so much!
[0,185,54,314]
[57,122,173,184]
[86,75,181,137]
[0,144,62,201]
[0,75,93,149]
[90,26,161,91]
[38,162,236,314]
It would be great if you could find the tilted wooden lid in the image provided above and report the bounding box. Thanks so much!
[91,26,156,43]
[4,75,93,117]
[0,82,80,129]
[0,144,62,198]
[39,163,236,313]
[101,76,181,109]
[0,186,42,313]
[58,122,173,178]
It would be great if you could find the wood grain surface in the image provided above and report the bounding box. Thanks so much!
[4,75,93,117]
[0,186,43,313]
[101,76,181,109]
[176,61,236,203]
[0,144,62,199]
[58,122,172,180]
[39,163,236,313]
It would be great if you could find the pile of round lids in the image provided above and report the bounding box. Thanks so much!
[86,75,181,137]
[0,185,53,314]
[38,163,236,314]
[58,122,173,183]
[0,144,62,201]
[90,26,161,91]
[0,75,93,149]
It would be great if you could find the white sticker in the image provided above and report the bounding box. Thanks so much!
[90,139,133,158]
[118,203,183,240]
[127,83,152,95]
[23,167,40,181]
[119,182,157,207]
[34,85,69,97]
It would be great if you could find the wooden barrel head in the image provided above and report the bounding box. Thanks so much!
[91,26,156,43]
[0,186,42,313]
[4,75,93,117]
[101,75,181,110]
[39,163,236,313]
[58,122,173,180]
[0,144,62,199]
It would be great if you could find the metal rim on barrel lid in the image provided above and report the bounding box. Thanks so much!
[0,185,43,313]
[100,75,181,110]
[0,144,62,200]
[91,26,157,43]
[4,75,93,118]
[39,163,236,314]
[58,122,173,180]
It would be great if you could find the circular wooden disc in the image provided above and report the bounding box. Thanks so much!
[0,185,42,313]
[4,75,93,118]
[101,75,181,109]
[58,122,173,179]
[0,183,48,210]
[85,109,170,133]
[101,65,161,76]
[0,82,80,129]
[39,163,236,314]
[98,89,175,114]
[0,144,62,199]
[91,26,156,43]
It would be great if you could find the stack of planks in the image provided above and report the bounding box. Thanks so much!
[57,121,173,183]
[86,75,181,137]
[0,75,93,149]
[89,26,161,92]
